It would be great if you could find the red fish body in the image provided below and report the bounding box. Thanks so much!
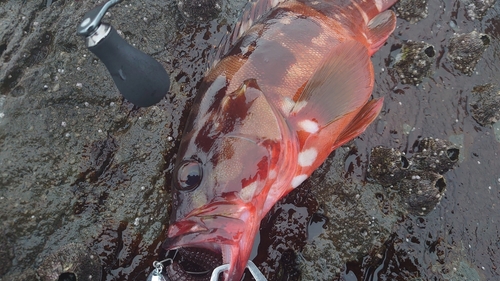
[163,0,397,280]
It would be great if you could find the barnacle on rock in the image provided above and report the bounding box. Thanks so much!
[447,31,490,75]
[393,0,429,23]
[369,138,459,215]
[394,41,435,85]
[469,83,500,126]
[369,147,410,187]
[411,137,460,174]
[460,0,497,20]
[398,171,447,215]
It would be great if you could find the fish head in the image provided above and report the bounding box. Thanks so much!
[163,79,285,280]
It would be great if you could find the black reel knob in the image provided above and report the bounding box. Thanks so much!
[77,0,170,107]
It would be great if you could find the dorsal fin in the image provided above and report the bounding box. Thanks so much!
[214,0,287,66]
[289,39,374,128]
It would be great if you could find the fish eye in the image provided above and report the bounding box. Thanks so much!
[174,160,203,191]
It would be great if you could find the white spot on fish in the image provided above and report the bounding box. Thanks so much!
[299,119,319,133]
[281,97,295,115]
[292,174,308,188]
[240,181,258,202]
[298,148,318,167]
[269,169,277,179]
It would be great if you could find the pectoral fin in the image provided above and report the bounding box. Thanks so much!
[366,10,397,55]
[290,39,374,130]
[286,39,383,188]
[332,98,384,151]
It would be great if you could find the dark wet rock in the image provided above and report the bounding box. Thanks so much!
[393,0,429,23]
[297,147,398,280]
[274,250,300,281]
[469,83,500,126]
[394,40,435,85]
[177,0,223,21]
[460,0,497,20]
[0,0,177,279]
[77,137,118,183]
[369,138,459,215]
[0,234,14,277]
[447,31,490,75]
[37,243,102,281]
[1,268,39,281]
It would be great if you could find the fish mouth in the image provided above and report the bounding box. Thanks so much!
[163,247,223,281]
[163,203,257,280]
[162,225,239,281]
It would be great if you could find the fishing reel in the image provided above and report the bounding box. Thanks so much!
[77,0,170,107]
[146,252,267,281]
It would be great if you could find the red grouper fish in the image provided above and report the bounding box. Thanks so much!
[163,0,397,280]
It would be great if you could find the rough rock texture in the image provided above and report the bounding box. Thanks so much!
[296,147,399,280]
[460,0,497,20]
[37,243,102,281]
[393,0,429,23]
[177,0,223,21]
[447,31,491,75]
[0,1,180,279]
[369,138,460,215]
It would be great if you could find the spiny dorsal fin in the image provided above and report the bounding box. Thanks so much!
[290,40,374,128]
[214,0,287,65]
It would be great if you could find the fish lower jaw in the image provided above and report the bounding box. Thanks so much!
[162,234,249,281]
[163,246,223,281]
[162,229,239,280]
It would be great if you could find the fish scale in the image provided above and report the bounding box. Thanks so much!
[163,0,398,280]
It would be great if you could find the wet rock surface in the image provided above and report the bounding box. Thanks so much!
[1,0,500,281]
[0,0,184,280]
[469,83,500,126]
[447,31,491,75]
[393,40,435,85]
[297,148,398,280]
[37,243,102,281]
[177,0,223,21]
